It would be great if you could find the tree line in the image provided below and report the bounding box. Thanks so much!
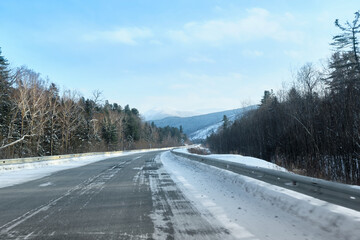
[0,55,186,159]
[207,11,360,185]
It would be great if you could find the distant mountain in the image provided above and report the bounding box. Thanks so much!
[143,108,200,121]
[151,106,256,141]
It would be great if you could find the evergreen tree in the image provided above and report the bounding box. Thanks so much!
[331,11,360,73]
[131,108,139,116]
[222,115,229,130]
[124,115,140,142]
[329,11,360,93]
[101,117,118,148]
[0,48,12,146]
[124,104,131,114]
[260,90,274,106]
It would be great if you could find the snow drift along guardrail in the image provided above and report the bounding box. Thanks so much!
[171,150,360,212]
[0,147,173,166]
[0,151,123,165]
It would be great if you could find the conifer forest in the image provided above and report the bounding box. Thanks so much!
[207,11,360,185]
[0,56,186,159]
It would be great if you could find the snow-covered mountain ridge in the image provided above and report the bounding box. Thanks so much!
[143,108,200,121]
[150,106,257,141]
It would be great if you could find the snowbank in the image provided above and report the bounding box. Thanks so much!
[174,147,287,172]
[163,151,360,240]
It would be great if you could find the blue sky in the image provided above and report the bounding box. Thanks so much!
[0,0,359,115]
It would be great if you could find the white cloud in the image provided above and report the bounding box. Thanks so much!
[213,6,224,13]
[150,39,163,45]
[170,83,191,90]
[167,30,190,43]
[187,55,215,63]
[242,50,264,57]
[178,72,244,95]
[284,50,302,59]
[167,8,303,44]
[83,27,153,45]
[284,12,295,21]
[246,7,270,17]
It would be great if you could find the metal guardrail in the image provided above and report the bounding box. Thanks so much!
[0,151,122,165]
[0,147,174,166]
[171,150,360,212]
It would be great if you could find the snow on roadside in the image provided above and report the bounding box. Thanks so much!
[174,148,287,172]
[0,151,147,189]
[161,151,360,240]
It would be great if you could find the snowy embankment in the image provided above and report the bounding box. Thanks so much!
[0,149,161,189]
[174,148,287,171]
[163,150,360,240]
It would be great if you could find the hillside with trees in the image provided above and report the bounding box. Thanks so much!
[0,53,186,159]
[207,11,360,185]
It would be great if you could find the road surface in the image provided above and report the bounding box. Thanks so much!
[0,151,357,239]
[0,151,230,239]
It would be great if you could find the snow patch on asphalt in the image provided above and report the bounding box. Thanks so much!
[161,151,360,240]
[38,182,52,187]
[149,154,237,240]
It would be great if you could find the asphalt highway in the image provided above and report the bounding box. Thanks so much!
[0,151,232,240]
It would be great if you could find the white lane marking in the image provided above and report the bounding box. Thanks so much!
[133,155,143,160]
[39,182,52,187]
